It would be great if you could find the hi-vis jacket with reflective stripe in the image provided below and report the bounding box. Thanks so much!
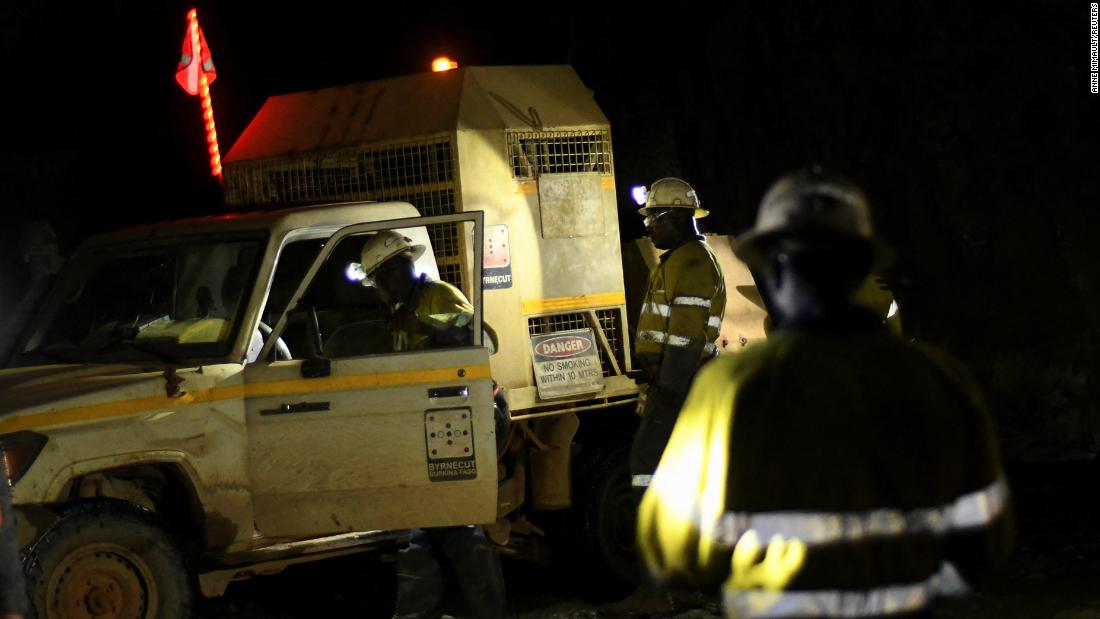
[392,275,474,352]
[637,326,1011,619]
[635,237,725,394]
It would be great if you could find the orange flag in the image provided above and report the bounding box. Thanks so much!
[175,14,216,96]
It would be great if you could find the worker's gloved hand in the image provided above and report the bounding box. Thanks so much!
[627,369,651,385]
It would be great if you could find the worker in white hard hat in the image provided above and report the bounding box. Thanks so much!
[630,178,725,504]
[359,230,476,352]
[358,230,508,619]
[604,178,726,617]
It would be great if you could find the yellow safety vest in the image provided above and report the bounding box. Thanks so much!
[637,328,1011,618]
[635,238,726,377]
[392,276,474,352]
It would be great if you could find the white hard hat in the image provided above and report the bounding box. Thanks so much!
[637,177,708,218]
[359,230,426,282]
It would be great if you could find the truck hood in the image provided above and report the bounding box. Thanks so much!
[0,364,176,418]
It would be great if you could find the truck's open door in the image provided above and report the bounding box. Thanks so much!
[242,212,496,539]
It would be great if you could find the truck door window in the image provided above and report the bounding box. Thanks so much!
[284,225,473,359]
[257,238,325,359]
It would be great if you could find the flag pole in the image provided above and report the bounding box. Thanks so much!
[188,9,222,182]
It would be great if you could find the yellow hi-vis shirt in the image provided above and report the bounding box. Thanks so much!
[637,328,1011,618]
[635,238,726,380]
[391,276,474,352]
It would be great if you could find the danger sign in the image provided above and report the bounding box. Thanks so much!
[531,329,604,399]
[535,335,593,358]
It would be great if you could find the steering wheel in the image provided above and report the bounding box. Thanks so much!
[257,321,292,361]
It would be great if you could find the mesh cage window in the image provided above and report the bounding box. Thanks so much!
[437,263,463,290]
[224,137,456,208]
[223,137,464,291]
[507,130,613,179]
[527,309,624,377]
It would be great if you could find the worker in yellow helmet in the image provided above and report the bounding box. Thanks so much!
[359,230,507,619]
[605,178,726,615]
[637,167,1012,618]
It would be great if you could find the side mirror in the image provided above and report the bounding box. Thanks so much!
[301,357,331,379]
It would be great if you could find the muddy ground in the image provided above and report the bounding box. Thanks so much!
[198,461,1100,618]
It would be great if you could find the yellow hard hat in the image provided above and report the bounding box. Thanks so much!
[637,177,708,218]
[359,230,426,282]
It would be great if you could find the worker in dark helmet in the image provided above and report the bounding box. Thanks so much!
[637,167,1012,619]
[604,178,725,616]
[358,230,507,619]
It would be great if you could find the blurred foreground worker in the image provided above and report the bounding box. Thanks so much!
[0,221,64,366]
[359,231,507,619]
[0,466,27,618]
[637,167,1011,619]
[605,179,725,616]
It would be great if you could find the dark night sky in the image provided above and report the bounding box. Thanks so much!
[3,1,1100,460]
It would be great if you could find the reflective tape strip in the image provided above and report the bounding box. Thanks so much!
[715,477,1008,547]
[708,315,723,329]
[951,476,1009,528]
[667,334,695,348]
[724,562,967,618]
[638,330,667,344]
[643,302,671,317]
[639,330,714,353]
[633,475,653,488]
[672,296,712,309]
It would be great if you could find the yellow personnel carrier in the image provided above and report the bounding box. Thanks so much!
[221,63,766,579]
[222,65,640,417]
[0,66,768,616]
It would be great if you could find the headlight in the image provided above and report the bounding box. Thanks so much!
[0,431,48,484]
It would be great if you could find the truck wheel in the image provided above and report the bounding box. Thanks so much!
[575,445,640,588]
[23,499,194,619]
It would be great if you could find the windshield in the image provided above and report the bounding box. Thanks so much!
[13,235,264,367]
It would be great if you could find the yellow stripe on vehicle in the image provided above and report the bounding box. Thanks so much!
[243,365,491,398]
[0,386,246,435]
[517,178,614,193]
[0,365,491,434]
[522,292,626,315]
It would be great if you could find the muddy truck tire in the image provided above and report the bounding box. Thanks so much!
[568,444,640,592]
[23,499,194,619]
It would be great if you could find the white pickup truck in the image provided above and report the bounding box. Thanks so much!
[2,202,500,617]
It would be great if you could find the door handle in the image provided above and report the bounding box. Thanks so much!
[429,386,469,399]
[260,401,331,416]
